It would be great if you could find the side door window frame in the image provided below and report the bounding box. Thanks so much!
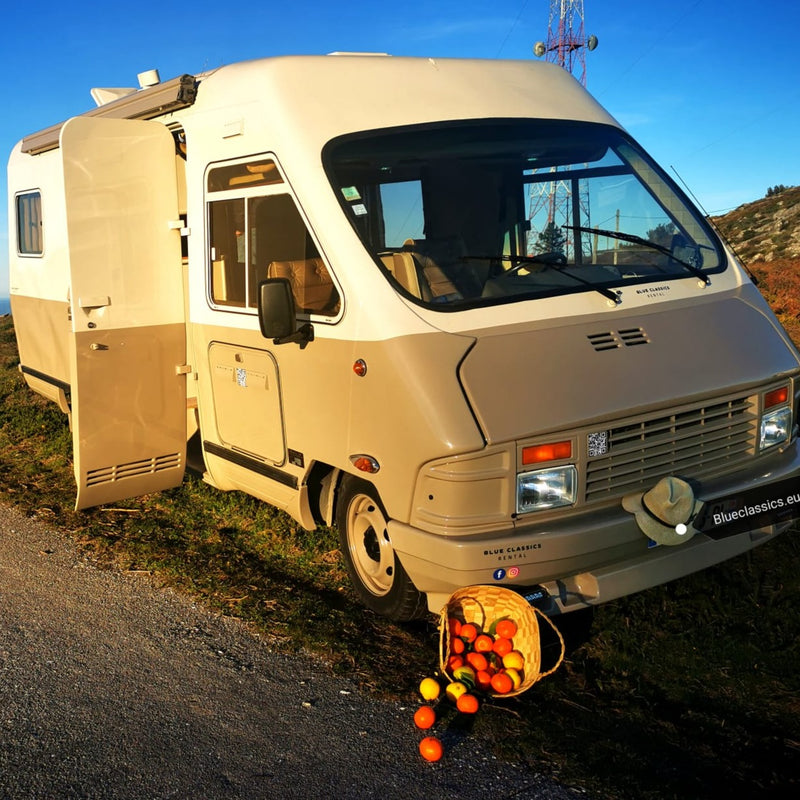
[204,154,343,322]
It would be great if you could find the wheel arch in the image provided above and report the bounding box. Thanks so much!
[306,461,341,527]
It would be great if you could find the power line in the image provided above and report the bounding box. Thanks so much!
[593,0,704,99]
[495,0,531,58]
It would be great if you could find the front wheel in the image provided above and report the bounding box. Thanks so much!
[336,476,427,621]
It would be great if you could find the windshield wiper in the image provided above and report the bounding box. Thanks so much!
[566,225,710,285]
[467,253,621,304]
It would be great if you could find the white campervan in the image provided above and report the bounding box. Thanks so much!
[8,55,800,620]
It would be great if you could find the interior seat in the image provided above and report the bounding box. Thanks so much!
[267,258,340,314]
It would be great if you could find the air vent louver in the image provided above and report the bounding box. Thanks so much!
[588,327,649,351]
[85,453,182,487]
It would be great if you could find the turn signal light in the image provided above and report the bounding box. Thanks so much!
[521,440,572,465]
[764,386,789,409]
[350,454,380,474]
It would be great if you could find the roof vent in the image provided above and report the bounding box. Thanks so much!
[137,69,161,88]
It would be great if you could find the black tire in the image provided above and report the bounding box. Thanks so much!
[336,475,427,621]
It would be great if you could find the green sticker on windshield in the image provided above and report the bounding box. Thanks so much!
[341,186,361,202]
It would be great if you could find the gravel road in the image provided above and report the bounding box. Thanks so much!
[0,503,586,799]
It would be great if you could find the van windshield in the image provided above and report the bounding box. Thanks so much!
[324,119,725,310]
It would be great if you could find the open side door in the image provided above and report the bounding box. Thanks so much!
[61,116,187,510]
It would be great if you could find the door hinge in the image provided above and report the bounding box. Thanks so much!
[168,220,191,236]
[78,295,110,309]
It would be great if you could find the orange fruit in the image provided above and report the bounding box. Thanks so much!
[419,677,441,701]
[414,705,437,730]
[419,736,444,762]
[460,623,478,643]
[456,692,480,714]
[503,650,525,670]
[465,651,489,672]
[495,618,518,639]
[448,617,462,636]
[447,655,464,671]
[475,669,493,692]
[450,636,465,654]
[473,634,494,653]
[490,671,513,695]
[492,637,513,657]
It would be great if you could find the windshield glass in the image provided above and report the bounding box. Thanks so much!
[324,120,725,310]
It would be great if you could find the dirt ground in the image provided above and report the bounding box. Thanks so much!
[0,502,585,800]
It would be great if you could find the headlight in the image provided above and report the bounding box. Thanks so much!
[759,406,792,451]
[517,465,577,514]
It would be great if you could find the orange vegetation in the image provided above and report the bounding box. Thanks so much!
[748,258,800,345]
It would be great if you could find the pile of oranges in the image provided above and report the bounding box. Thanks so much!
[414,615,525,762]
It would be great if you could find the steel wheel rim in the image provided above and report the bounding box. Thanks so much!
[346,493,394,597]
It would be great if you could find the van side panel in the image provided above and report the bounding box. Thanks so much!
[191,320,482,526]
[8,143,72,403]
[11,294,71,409]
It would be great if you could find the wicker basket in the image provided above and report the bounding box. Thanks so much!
[439,585,565,697]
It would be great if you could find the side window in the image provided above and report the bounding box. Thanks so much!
[16,191,43,255]
[207,160,340,316]
[249,194,340,315]
[209,198,246,306]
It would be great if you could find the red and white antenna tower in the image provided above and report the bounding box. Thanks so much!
[533,0,598,87]
[528,1,598,258]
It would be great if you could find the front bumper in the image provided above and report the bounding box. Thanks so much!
[389,441,800,616]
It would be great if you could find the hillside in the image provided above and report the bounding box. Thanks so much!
[708,185,800,344]
[712,184,800,264]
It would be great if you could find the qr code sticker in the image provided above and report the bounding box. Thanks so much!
[587,431,608,458]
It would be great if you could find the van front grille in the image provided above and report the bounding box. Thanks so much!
[585,395,757,501]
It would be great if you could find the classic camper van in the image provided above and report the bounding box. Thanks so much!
[8,55,800,621]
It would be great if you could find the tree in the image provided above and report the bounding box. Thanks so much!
[646,222,677,248]
[535,221,566,255]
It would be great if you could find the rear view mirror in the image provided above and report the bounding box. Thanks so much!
[258,279,314,347]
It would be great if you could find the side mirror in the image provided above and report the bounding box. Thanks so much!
[257,279,314,347]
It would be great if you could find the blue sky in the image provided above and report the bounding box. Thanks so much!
[2,0,798,297]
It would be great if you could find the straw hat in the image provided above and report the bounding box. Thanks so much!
[622,476,702,546]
